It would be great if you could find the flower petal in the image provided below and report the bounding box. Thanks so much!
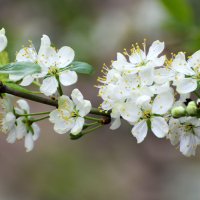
[25,133,34,152]
[71,89,83,105]
[139,67,154,86]
[16,47,37,62]
[16,118,26,139]
[0,28,7,52]
[131,120,148,143]
[76,100,92,117]
[172,52,195,75]
[176,78,197,94]
[120,102,141,123]
[56,46,75,68]
[151,116,168,138]
[59,70,77,86]
[20,75,34,86]
[9,74,24,82]
[152,89,174,115]
[32,123,40,141]
[17,99,30,113]
[147,40,164,60]
[110,117,121,130]
[70,117,84,135]
[6,128,17,144]
[40,76,58,96]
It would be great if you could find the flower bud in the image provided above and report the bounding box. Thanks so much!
[171,106,186,118]
[186,101,197,116]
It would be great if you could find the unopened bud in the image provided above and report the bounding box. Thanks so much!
[186,101,197,116]
[171,106,186,118]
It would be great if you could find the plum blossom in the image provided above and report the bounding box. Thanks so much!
[9,35,77,96]
[168,117,200,156]
[0,97,40,152]
[49,89,91,135]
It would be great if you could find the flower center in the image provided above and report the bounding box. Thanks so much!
[143,110,151,119]
[48,66,59,76]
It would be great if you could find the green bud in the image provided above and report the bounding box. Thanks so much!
[186,101,197,116]
[171,106,186,118]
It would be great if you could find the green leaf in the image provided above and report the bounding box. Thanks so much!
[68,61,94,75]
[4,82,40,94]
[160,0,194,25]
[0,51,9,66]
[0,62,41,76]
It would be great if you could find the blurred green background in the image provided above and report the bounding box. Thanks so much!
[1,0,200,199]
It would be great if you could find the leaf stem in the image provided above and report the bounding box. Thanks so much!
[82,124,103,135]
[85,116,103,122]
[56,76,63,96]
[31,116,49,123]
[17,111,50,117]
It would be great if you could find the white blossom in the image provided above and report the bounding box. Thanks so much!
[168,117,200,157]
[49,89,91,135]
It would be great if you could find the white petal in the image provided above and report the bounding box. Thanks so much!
[154,68,174,84]
[71,89,83,105]
[131,120,148,143]
[120,102,141,123]
[152,90,174,114]
[59,70,77,86]
[172,52,195,75]
[135,95,151,106]
[139,67,154,86]
[129,50,146,65]
[17,99,30,113]
[40,76,58,96]
[9,74,24,82]
[38,46,56,69]
[58,95,74,111]
[16,47,37,62]
[25,133,34,152]
[38,34,51,58]
[56,46,75,68]
[20,75,34,86]
[150,82,170,94]
[16,118,26,139]
[180,135,196,157]
[0,28,7,52]
[32,123,40,141]
[6,128,17,143]
[54,119,73,134]
[49,109,60,123]
[176,78,197,94]
[188,50,200,71]
[151,116,168,138]
[110,117,121,130]
[152,55,165,66]
[70,117,84,135]
[76,100,92,117]
[147,40,164,60]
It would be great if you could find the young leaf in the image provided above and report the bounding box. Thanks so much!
[0,51,9,66]
[0,62,41,76]
[68,61,94,75]
[4,82,40,94]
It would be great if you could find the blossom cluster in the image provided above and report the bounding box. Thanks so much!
[98,40,200,157]
[1,27,200,157]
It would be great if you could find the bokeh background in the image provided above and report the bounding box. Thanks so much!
[0,0,200,199]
